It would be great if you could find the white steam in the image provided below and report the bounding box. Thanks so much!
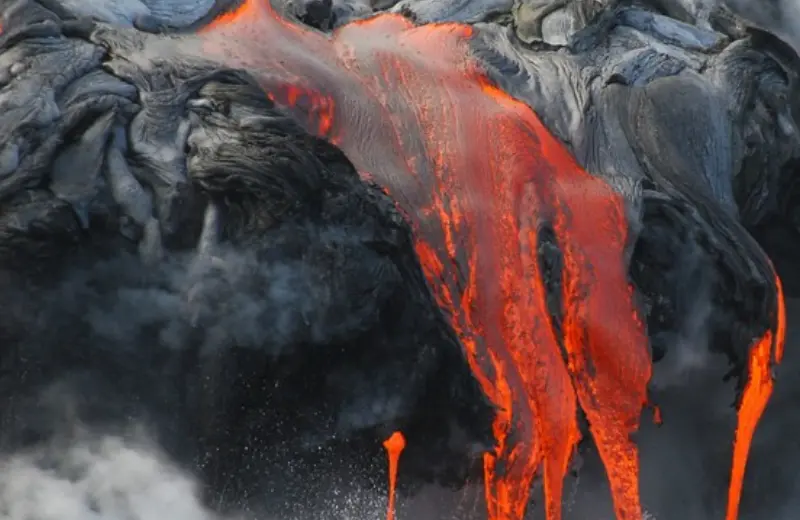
[0,435,219,520]
[0,431,392,520]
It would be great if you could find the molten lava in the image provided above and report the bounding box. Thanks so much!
[383,431,406,520]
[727,275,786,520]
[652,406,663,427]
[194,2,786,519]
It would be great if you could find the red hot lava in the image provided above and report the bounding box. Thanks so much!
[193,2,786,519]
[383,431,406,520]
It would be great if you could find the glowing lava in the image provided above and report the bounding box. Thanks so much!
[383,431,406,520]
[192,2,786,519]
[726,275,786,520]
[652,406,663,426]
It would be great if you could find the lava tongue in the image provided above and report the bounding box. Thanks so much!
[726,275,786,520]
[383,431,406,520]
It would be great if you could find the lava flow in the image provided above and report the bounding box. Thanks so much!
[727,275,786,520]
[383,432,406,520]
[193,2,786,519]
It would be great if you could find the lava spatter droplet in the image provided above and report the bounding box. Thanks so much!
[652,406,663,427]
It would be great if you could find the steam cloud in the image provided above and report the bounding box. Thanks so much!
[0,244,401,520]
[0,435,219,520]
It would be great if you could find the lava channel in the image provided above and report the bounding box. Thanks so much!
[188,2,787,519]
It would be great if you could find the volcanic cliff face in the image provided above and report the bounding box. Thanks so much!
[0,1,797,519]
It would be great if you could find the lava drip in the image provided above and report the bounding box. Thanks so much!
[726,274,786,520]
[383,432,406,520]
[197,2,652,519]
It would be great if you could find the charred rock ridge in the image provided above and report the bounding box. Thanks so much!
[0,0,797,516]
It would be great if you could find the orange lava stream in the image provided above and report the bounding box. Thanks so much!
[383,432,406,520]
[194,2,785,519]
[198,3,649,519]
[726,275,786,520]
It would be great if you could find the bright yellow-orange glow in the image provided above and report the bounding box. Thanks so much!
[384,432,406,520]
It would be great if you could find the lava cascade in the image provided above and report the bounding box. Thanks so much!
[194,2,785,519]
[727,275,785,520]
